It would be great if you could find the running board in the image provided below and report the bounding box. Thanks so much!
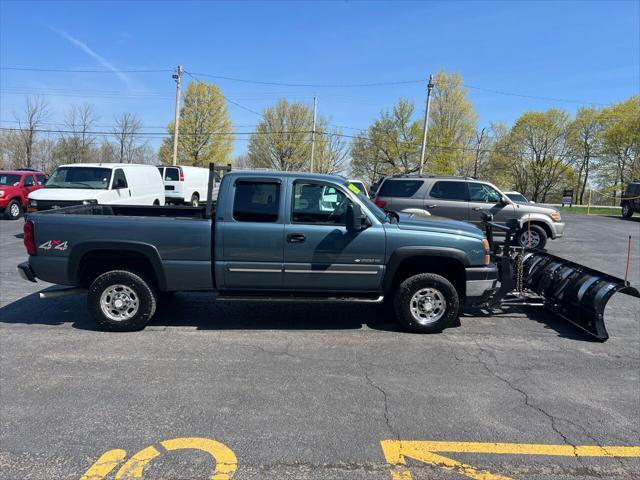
[215,294,384,304]
[39,287,86,299]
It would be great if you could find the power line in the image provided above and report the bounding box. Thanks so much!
[1,67,171,73]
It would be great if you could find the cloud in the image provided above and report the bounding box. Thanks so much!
[49,26,133,89]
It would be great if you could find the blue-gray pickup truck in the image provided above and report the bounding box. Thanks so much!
[18,170,501,332]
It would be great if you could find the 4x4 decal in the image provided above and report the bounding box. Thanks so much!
[39,240,68,251]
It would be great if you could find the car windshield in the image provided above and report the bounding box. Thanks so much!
[0,174,22,186]
[507,193,528,203]
[344,181,388,223]
[45,167,112,190]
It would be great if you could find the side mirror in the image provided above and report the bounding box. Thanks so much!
[500,196,510,205]
[346,203,365,232]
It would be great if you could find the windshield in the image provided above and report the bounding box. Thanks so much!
[344,181,388,223]
[45,167,112,190]
[0,174,21,186]
[506,193,528,203]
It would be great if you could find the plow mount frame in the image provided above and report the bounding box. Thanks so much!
[482,216,639,342]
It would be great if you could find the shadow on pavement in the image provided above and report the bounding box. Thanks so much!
[0,286,597,340]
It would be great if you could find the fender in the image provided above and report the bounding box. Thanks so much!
[67,240,168,290]
[382,246,470,293]
[518,212,554,229]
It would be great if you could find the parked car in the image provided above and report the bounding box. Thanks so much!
[374,175,565,249]
[18,172,498,334]
[504,191,532,204]
[347,179,368,197]
[621,181,640,219]
[157,165,212,206]
[28,163,165,212]
[0,170,47,219]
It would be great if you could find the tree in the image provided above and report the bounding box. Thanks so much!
[313,121,349,174]
[159,81,233,166]
[426,70,478,175]
[567,106,602,204]
[112,112,142,163]
[62,103,97,163]
[350,98,422,181]
[247,99,313,171]
[14,96,50,169]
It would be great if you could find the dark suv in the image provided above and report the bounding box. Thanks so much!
[621,182,640,219]
[374,175,565,249]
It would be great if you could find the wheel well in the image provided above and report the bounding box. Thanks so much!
[192,192,199,199]
[153,199,160,205]
[78,250,157,288]
[522,220,552,238]
[390,256,465,298]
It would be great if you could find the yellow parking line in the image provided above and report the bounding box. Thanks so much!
[114,446,161,479]
[79,449,127,480]
[160,437,238,480]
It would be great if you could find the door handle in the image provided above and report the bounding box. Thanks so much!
[287,233,306,243]
[425,204,437,209]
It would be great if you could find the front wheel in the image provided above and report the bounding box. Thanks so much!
[393,273,459,333]
[517,224,547,249]
[190,193,200,207]
[622,202,633,218]
[4,200,23,220]
[88,270,157,331]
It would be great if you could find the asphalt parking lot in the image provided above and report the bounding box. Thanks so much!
[1,214,639,479]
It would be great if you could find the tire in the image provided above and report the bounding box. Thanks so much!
[517,224,547,249]
[190,193,200,207]
[622,202,633,219]
[87,270,157,331]
[4,200,23,220]
[393,273,459,333]
[153,199,160,206]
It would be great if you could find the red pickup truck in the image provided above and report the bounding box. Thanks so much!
[0,170,47,219]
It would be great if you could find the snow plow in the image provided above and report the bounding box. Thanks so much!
[483,215,639,342]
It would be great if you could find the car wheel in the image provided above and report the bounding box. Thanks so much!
[393,273,459,333]
[518,224,547,249]
[622,202,633,218]
[4,200,23,220]
[153,199,160,206]
[190,193,200,207]
[88,270,157,331]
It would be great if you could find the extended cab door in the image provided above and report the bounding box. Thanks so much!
[283,179,385,292]
[220,178,284,289]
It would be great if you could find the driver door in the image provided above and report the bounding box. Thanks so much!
[467,182,516,227]
[283,180,385,292]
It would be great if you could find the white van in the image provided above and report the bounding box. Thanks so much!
[157,165,216,206]
[28,163,165,212]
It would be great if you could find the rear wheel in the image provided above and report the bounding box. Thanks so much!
[393,273,459,333]
[517,224,547,249]
[88,270,157,331]
[622,202,633,218]
[190,193,200,207]
[4,200,22,220]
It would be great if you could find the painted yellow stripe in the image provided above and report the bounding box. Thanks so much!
[79,449,127,480]
[114,446,161,479]
[161,437,238,480]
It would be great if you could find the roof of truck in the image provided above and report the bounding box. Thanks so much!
[57,163,156,169]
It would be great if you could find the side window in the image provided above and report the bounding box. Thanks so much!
[378,180,423,197]
[112,169,128,189]
[292,182,348,225]
[36,174,46,186]
[429,181,468,201]
[233,181,280,222]
[468,183,502,203]
[23,175,35,187]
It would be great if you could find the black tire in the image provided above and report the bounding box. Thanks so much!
[153,199,160,206]
[517,224,547,249]
[621,202,633,219]
[4,200,23,220]
[393,273,459,333]
[87,270,157,331]
[190,193,200,207]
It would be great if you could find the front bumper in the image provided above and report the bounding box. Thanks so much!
[550,221,565,239]
[465,265,498,306]
[18,261,37,283]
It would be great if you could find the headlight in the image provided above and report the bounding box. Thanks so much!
[82,199,97,205]
[549,211,561,222]
[0,190,4,198]
[29,199,38,207]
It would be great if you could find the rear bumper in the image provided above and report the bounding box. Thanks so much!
[18,261,37,282]
[465,265,498,306]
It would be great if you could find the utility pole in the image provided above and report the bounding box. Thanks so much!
[310,96,317,172]
[172,65,183,166]
[418,74,434,175]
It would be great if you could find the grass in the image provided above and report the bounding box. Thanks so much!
[556,206,622,216]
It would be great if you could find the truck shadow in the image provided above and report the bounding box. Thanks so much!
[0,288,596,340]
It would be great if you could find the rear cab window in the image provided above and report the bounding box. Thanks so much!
[378,179,424,197]
[429,181,468,201]
[233,181,280,222]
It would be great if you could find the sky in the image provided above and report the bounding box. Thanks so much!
[1,0,638,158]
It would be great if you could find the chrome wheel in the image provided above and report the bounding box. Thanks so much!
[409,287,447,325]
[100,285,139,322]
[9,203,20,218]
[519,230,541,248]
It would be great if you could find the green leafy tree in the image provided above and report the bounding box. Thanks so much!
[567,106,603,204]
[159,81,233,166]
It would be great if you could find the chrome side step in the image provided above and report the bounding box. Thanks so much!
[215,294,384,304]
[39,287,86,299]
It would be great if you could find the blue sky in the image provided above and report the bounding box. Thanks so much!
[1,0,638,157]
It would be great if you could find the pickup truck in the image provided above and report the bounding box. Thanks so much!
[18,171,497,333]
